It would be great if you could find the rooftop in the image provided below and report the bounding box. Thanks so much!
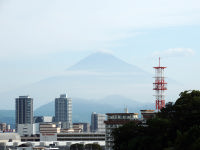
[19,96,30,98]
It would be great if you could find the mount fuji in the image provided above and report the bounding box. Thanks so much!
[68,52,146,73]
[0,51,181,123]
[1,52,155,109]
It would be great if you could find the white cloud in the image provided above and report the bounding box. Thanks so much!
[152,48,195,58]
[0,0,200,58]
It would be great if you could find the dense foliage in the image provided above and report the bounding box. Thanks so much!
[112,90,200,150]
[70,144,84,150]
[85,144,102,150]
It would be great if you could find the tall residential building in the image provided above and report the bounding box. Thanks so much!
[15,96,33,129]
[55,94,72,129]
[91,112,106,133]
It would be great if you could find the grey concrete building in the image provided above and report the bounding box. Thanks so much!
[55,94,72,129]
[15,96,33,130]
[91,112,106,133]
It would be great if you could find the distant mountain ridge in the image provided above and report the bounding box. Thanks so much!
[0,110,15,129]
[34,95,154,122]
[68,52,147,73]
[0,51,177,110]
[0,96,154,128]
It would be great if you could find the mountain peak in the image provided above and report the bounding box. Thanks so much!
[67,52,145,73]
[94,49,114,55]
[86,51,116,59]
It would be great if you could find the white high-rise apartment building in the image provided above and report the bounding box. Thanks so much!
[55,94,72,129]
[91,112,106,133]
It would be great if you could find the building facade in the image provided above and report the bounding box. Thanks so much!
[55,94,72,129]
[15,96,33,130]
[91,112,106,133]
[57,132,105,142]
[40,123,60,141]
[0,133,21,143]
[0,123,6,132]
[81,123,90,133]
[72,123,90,133]
[104,113,139,150]
[34,116,53,123]
[72,123,84,133]
[140,110,156,123]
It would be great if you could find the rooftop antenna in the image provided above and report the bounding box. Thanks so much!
[124,105,128,113]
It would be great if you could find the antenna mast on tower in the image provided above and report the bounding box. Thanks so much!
[153,57,167,110]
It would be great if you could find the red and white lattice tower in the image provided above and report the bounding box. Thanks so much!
[153,57,167,110]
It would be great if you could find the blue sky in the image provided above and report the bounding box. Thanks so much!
[0,0,200,94]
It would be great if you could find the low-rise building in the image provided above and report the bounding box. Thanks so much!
[17,124,40,136]
[57,132,105,142]
[73,123,90,133]
[40,123,60,142]
[21,134,40,142]
[17,124,34,136]
[0,123,13,133]
[0,123,7,131]
[73,123,84,133]
[140,110,156,123]
[104,113,139,150]
[0,133,21,143]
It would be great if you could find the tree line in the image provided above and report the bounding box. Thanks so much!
[70,143,102,150]
[112,90,200,150]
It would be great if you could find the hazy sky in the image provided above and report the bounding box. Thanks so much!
[0,0,200,93]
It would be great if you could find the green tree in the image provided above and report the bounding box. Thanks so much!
[112,121,144,150]
[175,126,200,150]
[70,144,84,150]
[112,90,200,150]
[85,144,102,150]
